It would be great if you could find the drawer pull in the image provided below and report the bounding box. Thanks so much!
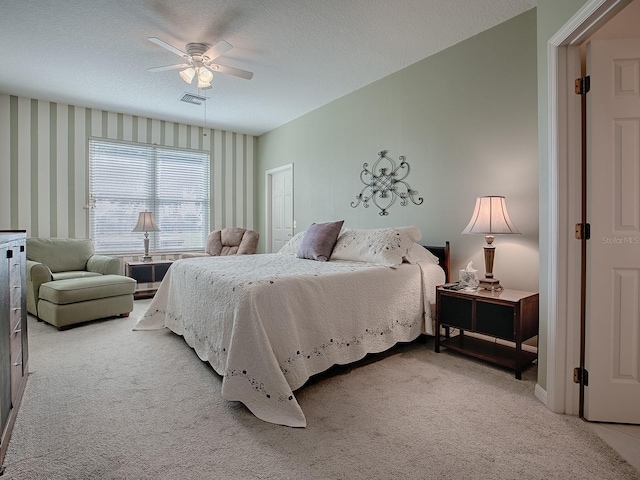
[13,361,22,367]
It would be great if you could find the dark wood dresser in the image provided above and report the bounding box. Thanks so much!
[0,231,29,470]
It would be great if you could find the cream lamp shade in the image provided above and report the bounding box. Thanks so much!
[462,196,520,290]
[196,67,213,89]
[132,211,160,262]
[179,67,196,84]
[198,67,214,83]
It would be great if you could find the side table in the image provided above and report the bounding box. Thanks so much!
[435,287,539,379]
[125,260,173,299]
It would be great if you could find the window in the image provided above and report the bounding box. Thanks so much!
[89,138,209,254]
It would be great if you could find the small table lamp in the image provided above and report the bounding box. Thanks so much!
[132,211,160,262]
[462,196,520,291]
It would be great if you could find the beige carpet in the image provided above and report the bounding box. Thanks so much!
[3,300,639,480]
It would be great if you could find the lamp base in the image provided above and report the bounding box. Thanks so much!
[479,277,502,291]
[141,236,153,262]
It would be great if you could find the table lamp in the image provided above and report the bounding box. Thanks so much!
[462,196,520,290]
[132,211,160,262]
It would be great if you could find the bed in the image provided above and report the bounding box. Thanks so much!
[134,225,449,427]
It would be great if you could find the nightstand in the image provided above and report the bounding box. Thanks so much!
[125,260,173,299]
[435,287,539,379]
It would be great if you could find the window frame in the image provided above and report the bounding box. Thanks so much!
[88,137,210,255]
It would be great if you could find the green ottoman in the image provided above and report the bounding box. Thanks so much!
[37,274,137,330]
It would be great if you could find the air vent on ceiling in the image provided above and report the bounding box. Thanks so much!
[180,93,207,105]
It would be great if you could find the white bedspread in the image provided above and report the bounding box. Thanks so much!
[134,254,444,427]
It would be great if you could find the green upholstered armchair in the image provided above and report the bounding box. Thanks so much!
[26,238,122,317]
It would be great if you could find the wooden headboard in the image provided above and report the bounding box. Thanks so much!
[424,241,451,283]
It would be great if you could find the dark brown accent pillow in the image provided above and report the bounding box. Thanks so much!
[296,220,344,261]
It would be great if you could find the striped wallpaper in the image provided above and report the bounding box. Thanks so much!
[0,94,255,244]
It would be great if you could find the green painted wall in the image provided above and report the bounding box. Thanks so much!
[258,10,539,295]
[258,4,613,395]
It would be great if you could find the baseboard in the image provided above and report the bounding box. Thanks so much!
[534,383,547,406]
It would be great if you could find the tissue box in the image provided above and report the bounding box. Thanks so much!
[459,269,479,290]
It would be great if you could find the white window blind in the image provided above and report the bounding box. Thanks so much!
[89,138,210,255]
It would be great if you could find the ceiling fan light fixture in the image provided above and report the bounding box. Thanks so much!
[148,37,253,84]
[198,67,214,83]
[197,78,212,89]
[179,67,196,84]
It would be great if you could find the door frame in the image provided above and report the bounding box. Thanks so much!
[546,0,633,415]
[264,163,294,253]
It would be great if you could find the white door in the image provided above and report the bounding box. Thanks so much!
[585,38,640,423]
[268,166,293,253]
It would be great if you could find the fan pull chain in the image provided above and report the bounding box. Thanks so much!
[203,89,207,136]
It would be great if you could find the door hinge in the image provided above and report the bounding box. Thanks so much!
[575,76,591,95]
[575,223,591,240]
[573,367,589,386]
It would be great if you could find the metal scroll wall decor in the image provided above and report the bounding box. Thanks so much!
[351,150,423,216]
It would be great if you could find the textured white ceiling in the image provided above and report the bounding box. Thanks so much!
[0,0,536,136]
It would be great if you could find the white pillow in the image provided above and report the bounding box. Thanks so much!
[403,243,439,265]
[277,231,306,255]
[331,226,422,267]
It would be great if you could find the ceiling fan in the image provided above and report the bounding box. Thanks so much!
[147,37,253,89]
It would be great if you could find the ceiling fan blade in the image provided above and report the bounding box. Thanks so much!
[204,40,233,61]
[209,63,253,80]
[148,37,187,58]
[147,63,189,72]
